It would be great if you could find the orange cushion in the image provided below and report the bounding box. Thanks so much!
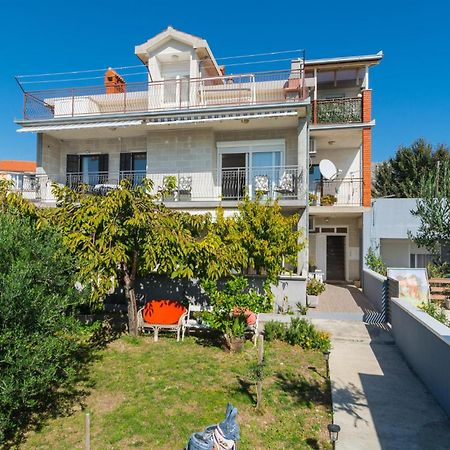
[142,300,186,325]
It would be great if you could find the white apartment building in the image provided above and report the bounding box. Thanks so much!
[16,26,382,282]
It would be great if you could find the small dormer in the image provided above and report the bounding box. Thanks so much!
[135,26,221,82]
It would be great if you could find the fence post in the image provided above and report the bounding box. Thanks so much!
[84,412,90,450]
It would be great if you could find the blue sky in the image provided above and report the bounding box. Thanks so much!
[0,0,448,162]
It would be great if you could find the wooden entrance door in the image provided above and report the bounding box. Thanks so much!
[326,235,345,280]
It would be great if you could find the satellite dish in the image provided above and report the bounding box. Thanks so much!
[319,159,338,180]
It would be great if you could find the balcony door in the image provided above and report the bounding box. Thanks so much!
[218,140,285,200]
[161,62,190,108]
[120,152,147,186]
[66,154,108,187]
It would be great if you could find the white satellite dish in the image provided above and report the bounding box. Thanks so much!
[319,159,338,180]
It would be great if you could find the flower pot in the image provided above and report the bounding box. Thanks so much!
[307,295,319,308]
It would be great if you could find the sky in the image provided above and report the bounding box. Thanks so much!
[0,0,449,163]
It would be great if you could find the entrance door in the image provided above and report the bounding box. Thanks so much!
[326,235,345,280]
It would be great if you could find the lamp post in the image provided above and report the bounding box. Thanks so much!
[327,423,340,449]
[323,350,330,378]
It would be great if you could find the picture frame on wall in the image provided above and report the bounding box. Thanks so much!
[387,268,429,306]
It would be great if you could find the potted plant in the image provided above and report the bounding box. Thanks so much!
[202,276,272,352]
[161,175,177,201]
[306,278,326,308]
[320,195,337,206]
[309,193,318,206]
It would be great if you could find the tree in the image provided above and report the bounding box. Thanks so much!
[410,160,450,262]
[234,196,304,282]
[0,212,89,445]
[373,139,450,198]
[48,180,211,335]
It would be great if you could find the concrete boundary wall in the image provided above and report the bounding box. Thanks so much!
[390,298,450,417]
[106,274,307,312]
[363,268,388,321]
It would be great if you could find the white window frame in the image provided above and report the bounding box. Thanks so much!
[217,139,286,198]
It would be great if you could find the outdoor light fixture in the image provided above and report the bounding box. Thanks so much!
[323,350,331,378]
[327,423,340,448]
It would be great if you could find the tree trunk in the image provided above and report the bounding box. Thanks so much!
[125,283,138,336]
[124,251,139,336]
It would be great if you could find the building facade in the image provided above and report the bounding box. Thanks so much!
[16,27,382,282]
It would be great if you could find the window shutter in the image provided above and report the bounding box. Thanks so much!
[66,154,79,173]
[99,154,109,173]
[120,153,132,172]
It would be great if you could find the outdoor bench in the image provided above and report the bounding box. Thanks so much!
[137,299,187,342]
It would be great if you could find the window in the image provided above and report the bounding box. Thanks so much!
[410,253,433,268]
[66,154,108,186]
[217,140,285,200]
[309,164,321,193]
[120,152,147,186]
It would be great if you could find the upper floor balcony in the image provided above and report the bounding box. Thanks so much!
[20,166,306,206]
[311,97,363,125]
[21,69,308,121]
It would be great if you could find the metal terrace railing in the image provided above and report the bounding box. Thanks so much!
[312,97,362,124]
[22,69,308,120]
[18,167,305,204]
[310,178,363,206]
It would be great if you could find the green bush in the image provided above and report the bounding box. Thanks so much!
[264,318,330,352]
[427,262,450,279]
[285,318,331,351]
[306,278,326,296]
[419,302,449,327]
[0,214,92,445]
[263,321,287,341]
[365,246,387,276]
[202,276,272,348]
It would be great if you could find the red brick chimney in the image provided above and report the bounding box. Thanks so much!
[104,68,125,94]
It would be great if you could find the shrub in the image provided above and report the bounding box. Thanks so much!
[0,213,91,445]
[306,278,326,296]
[419,302,449,327]
[263,321,287,341]
[285,318,331,351]
[202,276,272,349]
[264,318,330,352]
[427,262,450,279]
[365,246,387,276]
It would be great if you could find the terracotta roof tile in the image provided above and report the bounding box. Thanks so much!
[0,160,36,173]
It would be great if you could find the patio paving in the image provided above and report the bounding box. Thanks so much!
[307,283,382,322]
[313,319,450,449]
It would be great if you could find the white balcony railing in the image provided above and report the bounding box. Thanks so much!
[23,69,307,120]
[310,178,363,206]
[18,167,305,204]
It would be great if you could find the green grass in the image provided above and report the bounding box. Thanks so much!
[24,335,332,449]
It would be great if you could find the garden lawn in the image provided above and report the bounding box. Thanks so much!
[24,335,332,449]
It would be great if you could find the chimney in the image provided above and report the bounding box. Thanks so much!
[104,68,125,94]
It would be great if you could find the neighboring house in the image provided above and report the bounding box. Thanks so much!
[0,160,37,199]
[15,26,382,282]
[362,198,434,268]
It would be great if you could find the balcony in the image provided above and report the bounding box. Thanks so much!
[24,166,305,204]
[309,178,363,206]
[22,69,308,121]
[312,97,362,124]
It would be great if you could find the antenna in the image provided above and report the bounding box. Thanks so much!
[319,159,338,180]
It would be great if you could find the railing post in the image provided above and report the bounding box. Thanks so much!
[123,88,127,113]
[313,99,317,124]
[71,88,75,117]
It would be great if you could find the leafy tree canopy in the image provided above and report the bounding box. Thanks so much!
[373,139,450,198]
[410,159,450,261]
[0,212,89,445]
